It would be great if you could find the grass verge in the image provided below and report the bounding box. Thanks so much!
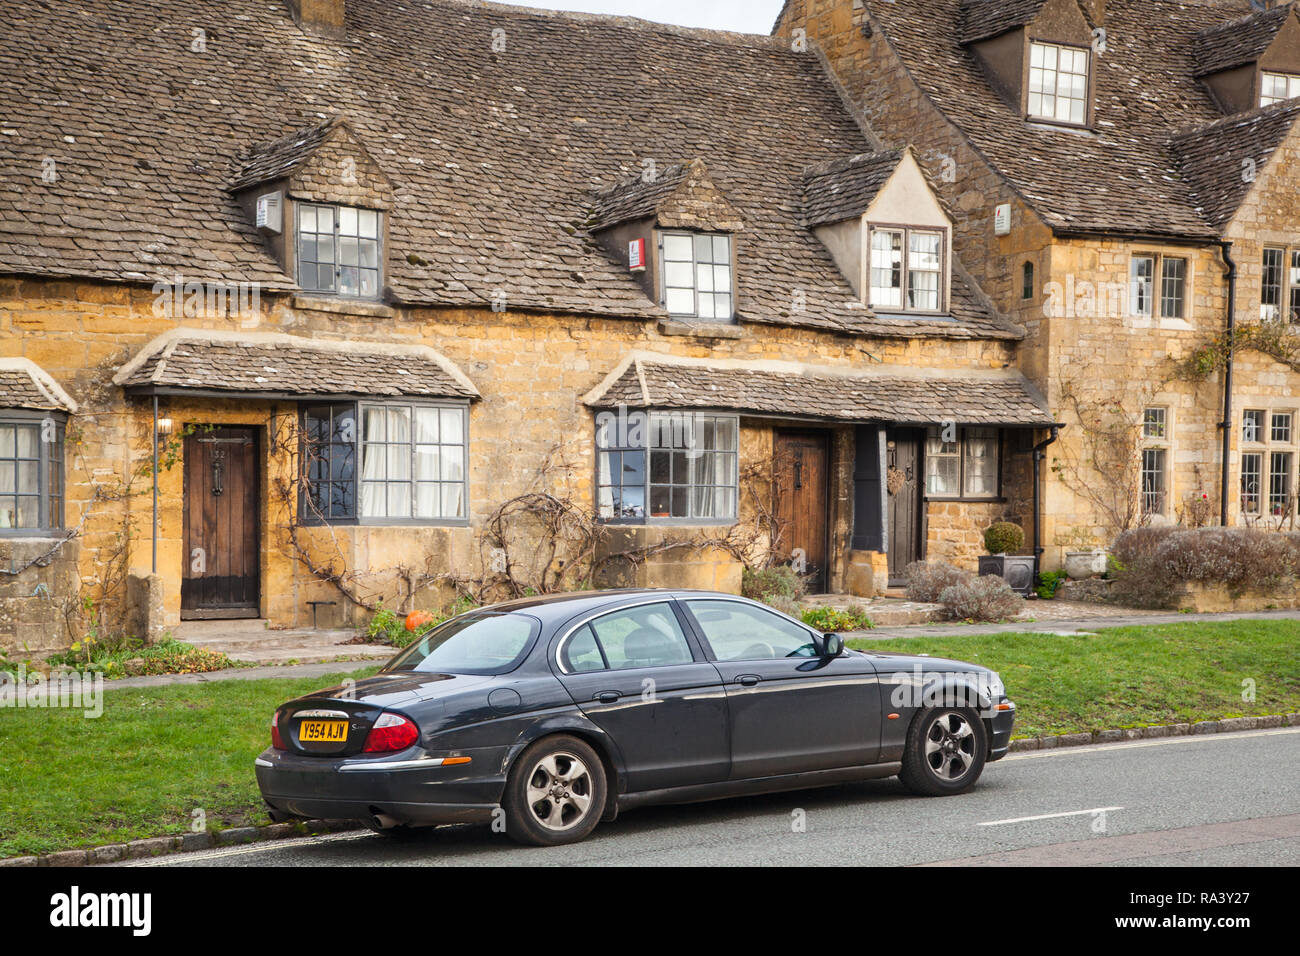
[0,667,379,859]
[850,619,1300,738]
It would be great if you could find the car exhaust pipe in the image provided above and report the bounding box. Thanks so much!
[264,802,295,824]
[368,811,401,830]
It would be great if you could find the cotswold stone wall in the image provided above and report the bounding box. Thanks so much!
[0,536,80,655]
[0,276,1019,644]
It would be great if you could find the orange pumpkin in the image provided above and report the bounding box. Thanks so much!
[404,610,434,632]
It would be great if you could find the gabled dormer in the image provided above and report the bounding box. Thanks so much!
[958,0,1098,128]
[229,116,393,301]
[587,159,745,323]
[1194,3,1300,115]
[802,148,954,316]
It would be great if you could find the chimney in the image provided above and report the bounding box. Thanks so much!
[285,0,346,39]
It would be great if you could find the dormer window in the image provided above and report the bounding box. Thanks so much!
[1262,72,1300,107]
[661,233,734,321]
[1028,42,1089,125]
[868,226,944,313]
[297,203,382,299]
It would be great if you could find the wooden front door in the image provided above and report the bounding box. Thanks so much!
[774,431,830,593]
[886,428,923,586]
[182,427,260,619]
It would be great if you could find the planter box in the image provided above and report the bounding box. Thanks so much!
[978,555,1037,596]
[1064,549,1108,579]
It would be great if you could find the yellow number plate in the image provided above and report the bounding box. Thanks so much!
[299,720,348,743]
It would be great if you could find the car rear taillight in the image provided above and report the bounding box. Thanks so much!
[271,711,286,750]
[363,712,419,753]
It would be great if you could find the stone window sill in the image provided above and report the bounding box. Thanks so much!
[292,294,396,319]
[656,318,745,340]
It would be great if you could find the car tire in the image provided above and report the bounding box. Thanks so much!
[503,735,607,847]
[899,707,987,796]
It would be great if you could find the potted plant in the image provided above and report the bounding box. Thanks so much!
[977,521,1036,596]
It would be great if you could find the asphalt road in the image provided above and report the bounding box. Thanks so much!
[126,727,1300,867]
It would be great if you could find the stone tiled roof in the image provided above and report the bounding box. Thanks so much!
[112,330,479,400]
[585,354,1055,425]
[957,0,1050,44]
[229,117,345,193]
[1192,4,1295,76]
[801,150,903,227]
[1172,99,1300,230]
[0,0,1013,341]
[865,0,1289,239]
[0,359,78,412]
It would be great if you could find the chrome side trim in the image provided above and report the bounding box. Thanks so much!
[337,757,452,772]
[292,709,350,719]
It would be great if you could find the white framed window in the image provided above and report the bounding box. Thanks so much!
[1261,247,1300,322]
[868,226,946,313]
[1028,42,1089,125]
[596,410,739,524]
[1130,253,1188,321]
[661,233,733,321]
[1261,71,1300,107]
[0,413,64,533]
[1241,407,1297,520]
[924,427,1001,499]
[1140,406,1170,516]
[297,203,382,298]
[302,401,468,524]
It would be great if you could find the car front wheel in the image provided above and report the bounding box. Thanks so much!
[899,707,987,796]
[503,735,607,846]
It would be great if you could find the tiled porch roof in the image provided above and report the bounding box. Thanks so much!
[0,358,78,412]
[112,330,479,400]
[584,354,1055,426]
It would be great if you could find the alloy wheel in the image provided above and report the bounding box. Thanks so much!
[923,711,977,781]
[525,751,594,831]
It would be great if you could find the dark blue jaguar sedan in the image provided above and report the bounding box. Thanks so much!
[256,589,1015,845]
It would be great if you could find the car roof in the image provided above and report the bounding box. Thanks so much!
[478,588,745,625]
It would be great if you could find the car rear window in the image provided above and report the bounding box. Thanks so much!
[382,611,540,675]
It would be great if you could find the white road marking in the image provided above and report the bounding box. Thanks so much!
[978,806,1123,826]
[1005,725,1299,761]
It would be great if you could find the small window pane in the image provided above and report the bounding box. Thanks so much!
[662,234,693,261]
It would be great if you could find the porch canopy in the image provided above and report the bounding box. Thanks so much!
[583,352,1054,427]
[112,328,480,401]
[585,352,1057,555]
[0,358,78,412]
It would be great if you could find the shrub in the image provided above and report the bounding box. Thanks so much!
[983,521,1025,555]
[1109,527,1300,608]
[802,605,874,632]
[742,564,806,603]
[1035,568,1068,600]
[45,636,237,678]
[903,561,974,603]
[938,575,1025,622]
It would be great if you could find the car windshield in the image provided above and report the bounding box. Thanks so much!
[382,611,540,675]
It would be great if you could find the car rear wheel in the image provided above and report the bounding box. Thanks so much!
[503,735,607,846]
[899,707,987,796]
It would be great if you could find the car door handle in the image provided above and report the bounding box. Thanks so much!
[594,691,622,704]
[735,675,761,687]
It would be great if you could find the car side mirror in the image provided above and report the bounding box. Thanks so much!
[820,633,844,658]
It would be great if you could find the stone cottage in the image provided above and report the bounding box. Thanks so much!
[777,0,1300,566]
[19,0,1264,652]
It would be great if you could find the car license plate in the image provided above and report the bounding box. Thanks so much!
[299,720,348,743]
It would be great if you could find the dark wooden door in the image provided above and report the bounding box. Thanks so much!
[182,427,260,619]
[886,429,922,586]
[774,431,830,593]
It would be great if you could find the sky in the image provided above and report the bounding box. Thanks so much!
[519,0,787,33]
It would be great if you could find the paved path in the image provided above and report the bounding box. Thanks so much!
[122,726,1300,867]
[103,658,382,691]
